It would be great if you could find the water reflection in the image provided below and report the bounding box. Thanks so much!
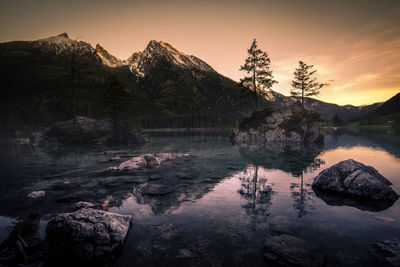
[313,188,397,212]
[238,143,324,177]
[0,130,400,266]
[237,164,274,228]
[291,173,314,217]
[237,143,326,218]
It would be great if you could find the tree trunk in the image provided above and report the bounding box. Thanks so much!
[71,43,76,131]
[253,56,257,111]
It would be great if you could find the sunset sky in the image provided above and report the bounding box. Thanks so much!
[1,0,399,106]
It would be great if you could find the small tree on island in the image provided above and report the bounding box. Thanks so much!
[240,39,277,111]
[290,61,328,109]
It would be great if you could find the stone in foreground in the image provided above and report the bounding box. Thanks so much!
[369,240,400,266]
[264,234,324,267]
[46,208,132,260]
[312,159,399,201]
[27,190,46,199]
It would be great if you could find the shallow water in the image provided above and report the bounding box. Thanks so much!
[0,129,400,266]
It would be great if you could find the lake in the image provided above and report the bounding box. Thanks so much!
[0,128,400,266]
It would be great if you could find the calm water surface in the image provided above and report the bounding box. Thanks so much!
[0,129,399,266]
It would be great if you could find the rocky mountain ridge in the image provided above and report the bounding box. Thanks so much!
[0,32,395,130]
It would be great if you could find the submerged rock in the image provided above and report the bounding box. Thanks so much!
[232,104,324,144]
[46,208,132,260]
[312,159,399,201]
[27,190,46,199]
[369,240,400,266]
[51,181,80,190]
[108,153,191,173]
[110,156,121,161]
[73,201,97,210]
[14,138,30,146]
[140,183,175,196]
[264,234,324,267]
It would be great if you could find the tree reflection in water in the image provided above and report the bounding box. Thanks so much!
[290,158,324,217]
[237,143,325,219]
[238,164,274,229]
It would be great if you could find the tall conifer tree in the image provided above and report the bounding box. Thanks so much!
[290,61,328,108]
[240,39,277,111]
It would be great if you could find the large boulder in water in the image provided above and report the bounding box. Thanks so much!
[46,208,132,261]
[29,116,148,148]
[231,104,324,144]
[312,159,399,201]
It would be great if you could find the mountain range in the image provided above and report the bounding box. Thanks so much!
[0,33,397,131]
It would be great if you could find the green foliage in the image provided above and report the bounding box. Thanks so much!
[0,39,260,132]
[332,114,343,126]
[102,75,133,128]
[0,41,111,131]
[238,107,274,131]
[279,109,321,136]
[359,112,400,127]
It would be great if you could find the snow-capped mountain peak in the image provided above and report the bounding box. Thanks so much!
[95,44,122,67]
[124,40,215,77]
[35,33,97,59]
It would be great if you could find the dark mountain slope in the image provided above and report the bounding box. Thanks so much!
[354,92,400,126]
[0,33,113,130]
[299,97,381,121]
[0,33,392,131]
[364,92,400,117]
[0,35,253,131]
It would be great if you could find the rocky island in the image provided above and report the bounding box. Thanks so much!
[231,104,324,144]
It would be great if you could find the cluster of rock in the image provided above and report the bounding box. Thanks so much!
[232,104,324,144]
[312,159,399,201]
[46,206,132,261]
[107,153,191,173]
[29,116,148,148]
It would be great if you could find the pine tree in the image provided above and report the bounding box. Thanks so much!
[290,61,328,109]
[102,75,131,133]
[240,39,277,111]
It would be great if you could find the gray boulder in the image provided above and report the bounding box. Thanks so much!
[369,240,400,266]
[232,104,324,144]
[46,208,132,260]
[29,116,148,148]
[312,159,399,201]
[27,190,46,199]
[264,234,325,267]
